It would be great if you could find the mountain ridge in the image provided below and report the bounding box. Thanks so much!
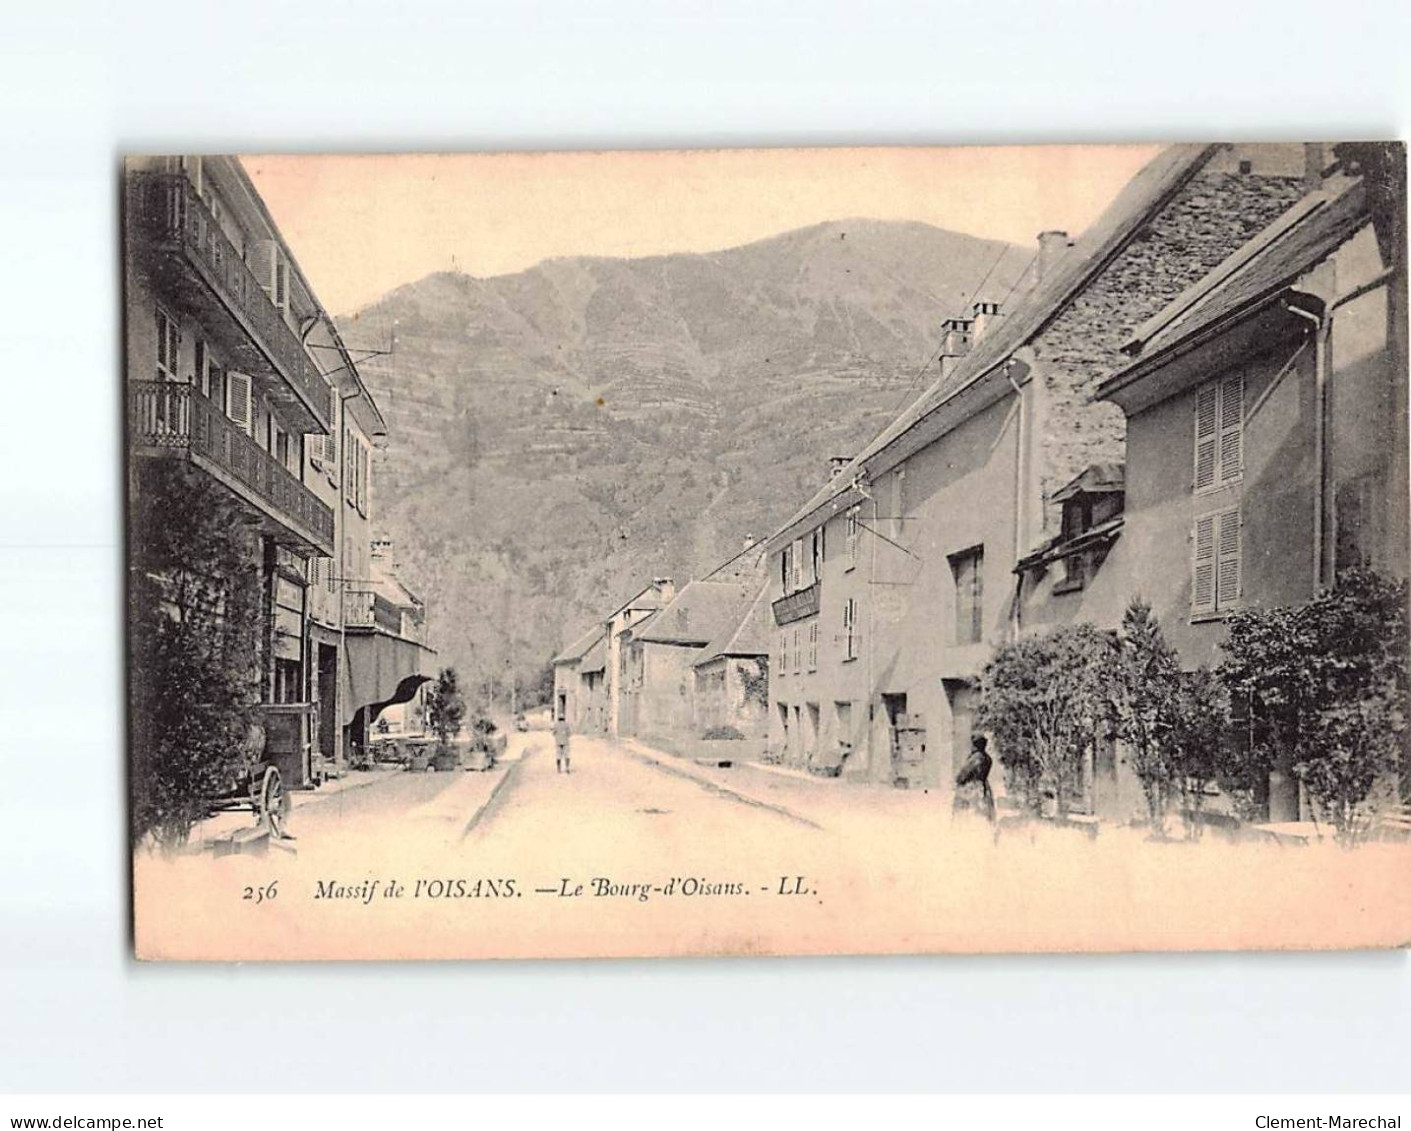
[338,217,1033,701]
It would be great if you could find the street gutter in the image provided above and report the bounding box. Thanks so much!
[459,742,539,840]
[621,740,824,830]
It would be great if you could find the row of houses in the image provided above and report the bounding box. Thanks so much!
[125,155,437,789]
[762,141,1407,822]
[552,544,774,746]
[557,141,1407,827]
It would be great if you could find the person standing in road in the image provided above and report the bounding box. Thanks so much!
[554,709,572,774]
[953,734,995,823]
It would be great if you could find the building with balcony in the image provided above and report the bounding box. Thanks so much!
[125,155,433,789]
[763,144,1312,804]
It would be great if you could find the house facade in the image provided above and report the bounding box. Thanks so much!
[604,578,675,736]
[621,576,762,739]
[1097,148,1409,820]
[552,624,606,729]
[692,584,771,738]
[763,143,1312,804]
[125,155,433,787]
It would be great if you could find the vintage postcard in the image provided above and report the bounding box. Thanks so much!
[125,142,1411,961]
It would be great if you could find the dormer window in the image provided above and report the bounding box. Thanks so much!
[1018,464,1125,595]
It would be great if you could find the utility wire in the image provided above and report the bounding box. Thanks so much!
[881,241,1014,421]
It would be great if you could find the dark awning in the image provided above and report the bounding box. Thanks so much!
[342,630,437,726]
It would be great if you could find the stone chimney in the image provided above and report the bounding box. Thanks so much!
[972,300,1003,342]
[1303,142,1327,190]
[370,537,394,564]
[653,577,676,604]
[939,316,973,379]
[828,456,853,481]
[1036,230,1072,284]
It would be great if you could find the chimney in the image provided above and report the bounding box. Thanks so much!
[1303,142,1327,190]
[939,316,973,379]
[828,456,853,481]
[1036,230,1071,284]
[653,577,675,604]
[370,537,394,563]
[972,300,1003,342]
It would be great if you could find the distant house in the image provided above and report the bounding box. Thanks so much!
[604,578,676,736]
[1098,152,1409,820]
[552,624,606,730]
[577,634,608,733]
[621,575,764,738]
[763,143,1312,801]
[692,583,771,738]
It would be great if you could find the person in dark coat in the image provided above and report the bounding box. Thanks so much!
[953,734,995,822]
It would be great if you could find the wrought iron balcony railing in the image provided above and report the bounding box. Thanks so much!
[129,380,335,554]
[772,580,821,626]
[345,589,424,642]
[127,172,333,431]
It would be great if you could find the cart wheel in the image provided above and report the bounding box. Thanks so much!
[258,766,291,839]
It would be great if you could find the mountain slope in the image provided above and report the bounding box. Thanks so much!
[339,218,1030,701]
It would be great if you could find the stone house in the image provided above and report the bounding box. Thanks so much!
[691,584,771,738]
[620,574,764,739]
[604,578,675,736]
[552,624,606,730]
[763,143,1311,804]
[1097,149,1408,820]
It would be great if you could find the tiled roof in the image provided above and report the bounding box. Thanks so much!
[1114,178,1370,370]
[693,582,771,666]
[634,578,760,647]
[579,634,607,675]
[552,624,605,665]
[1051,462,1125,503]
[766,144,1218,549]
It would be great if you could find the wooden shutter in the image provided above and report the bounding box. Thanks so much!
[793,628,800,673]
[1216,508,1242,608]
[1218,373,1244,484]
[1192,513,1216,615]
[227,371,253,434]
[847,508,858,565]
[791,538,803,592]
[1194,383,1218,491]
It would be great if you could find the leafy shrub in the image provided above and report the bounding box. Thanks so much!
[702,725,745,741]
[129,463,264,849]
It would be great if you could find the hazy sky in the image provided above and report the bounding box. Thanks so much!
[244,144,1165,315]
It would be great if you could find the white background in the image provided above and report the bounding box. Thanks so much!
[1,0,1408,1095]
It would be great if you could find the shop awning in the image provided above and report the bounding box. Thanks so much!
[342,629,437,726]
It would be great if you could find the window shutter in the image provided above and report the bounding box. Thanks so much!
[1216,508,1242,608]
[1192,514,1216,615]
[1218,373,1244,484]
[227,371,253,434]
[791,538,803,592]
[1194,383,1218,491]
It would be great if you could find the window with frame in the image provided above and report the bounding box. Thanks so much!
[846,507,860,569]
[792,627,801,674]
[1194,373,1244,492]
[1192,507,1241,617]
[842,597,859,661]
[807,621,818,671]
[155,307,180,382]
[949,546,984,645]
[778,629,788,675]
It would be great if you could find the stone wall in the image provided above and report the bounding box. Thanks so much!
[1031,167,1307,537]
